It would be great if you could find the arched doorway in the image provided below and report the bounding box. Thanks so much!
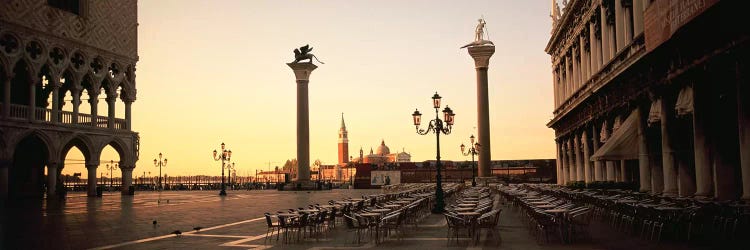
[10,135,49,198]
[60,137,92,193]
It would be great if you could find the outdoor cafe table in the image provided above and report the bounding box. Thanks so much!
[530,201,550,205]
[359,213,384,243]
[383,204,401,209]
[544,209,569,243]
[454,207,475,212]
[370,209,391,213]
[536,204,557,209]
[458,204,476,207]
[317,205,336,209]
[457,212,482,237]
[298,209,320,213]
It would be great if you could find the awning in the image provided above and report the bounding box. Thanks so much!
[590,110,639,161]
[648,99,661,125]
[675,85,694,116]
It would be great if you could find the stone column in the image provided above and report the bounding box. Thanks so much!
[606,161,616,181]
[568,139,577,182]
[633,0,644,36]
[600,5,611,62]
[592,124,604,181]
[623,4,633,45]
[575,132,584,181]
[28,77,37,121]
[614,161,621,181]
[738,62,750,200]
[567,54,573,97]
[583,131,592,183]
[693,83,713,198]
[561,140,569,184]
[621,160,629,182]
[589,21,599,74]
[2,75,10,118]
[288,62,317,182]
[107,96,116,129]
[89,90,99,127]
[125,100,133,130]
[579,36,587,83]
[553,68,559,108]
[51,80,60,123]
[661,98,679,196]
[637,106,652,192]
[86,164,98,197]
[572,49,579,91]
[468,45,495,178]
[0,158,9,200]
[556,141,563,185]
[614,0,625,53]
[121,167,134,195]
[72,89,80,124]
[47,162,58,196]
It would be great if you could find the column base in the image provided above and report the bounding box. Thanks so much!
[693,192,713,200]
[661,191,678,197]
[279,181,330,191]
[475,177,498,186]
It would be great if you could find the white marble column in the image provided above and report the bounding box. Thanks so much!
[468,46,495,178]
[738,63,750,200]
[579,36,587,83]
[288,63,318,182]
[693,83,713,198]
[637,106,652,192]
[583,131,592,183]
[575,132,584,181]
[47,163,58,196]
[589,21,599,74]
[568,139,577,182]
[633,0,644,36]
[592,124,604,181]
[572,49,580,91]
[606,161,616,181]
[87,164,98,197]
[567,55,573,97]
[121,167,134,195]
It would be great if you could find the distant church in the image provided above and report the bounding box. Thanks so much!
[338,114,410,166]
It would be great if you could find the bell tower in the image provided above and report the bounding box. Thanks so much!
[338,113,349,164]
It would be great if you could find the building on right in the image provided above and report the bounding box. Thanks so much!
[546,0,750,200]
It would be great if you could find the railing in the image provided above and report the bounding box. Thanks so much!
[4,104,128,130]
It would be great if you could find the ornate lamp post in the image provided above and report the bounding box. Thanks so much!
[227,162,235,190]
[412,92,455,213]
[154,153,167,191]
[106,160,118,191]
[461,135,481,187]
[212,142,232,196]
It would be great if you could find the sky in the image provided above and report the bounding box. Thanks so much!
[63,0,556,179]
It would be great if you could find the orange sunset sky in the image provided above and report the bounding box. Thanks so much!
[63,0,555,179]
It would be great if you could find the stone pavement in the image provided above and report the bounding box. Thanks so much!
[0,189,725,250]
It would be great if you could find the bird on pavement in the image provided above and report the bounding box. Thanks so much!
[171,230,182,236]
[193,226,203,232]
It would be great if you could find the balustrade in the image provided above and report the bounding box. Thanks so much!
[4,103,129,130]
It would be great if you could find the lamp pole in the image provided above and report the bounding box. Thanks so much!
[461,135,481,187]
[412,92,456,214]
[106,160,118,191]
[212,142,232,196]
[227,162,235,190]
[153,153,167,191]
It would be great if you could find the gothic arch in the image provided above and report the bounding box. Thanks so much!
[98,136,131,166]
[59,134,95,164]
[8,129,58,162]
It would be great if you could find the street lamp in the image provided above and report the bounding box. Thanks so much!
[106,160,118,191]
[412,92,455,213]
[460,135,481,187]
[154,153,167,191]
[212,142,232,196]
[227,162,236,190]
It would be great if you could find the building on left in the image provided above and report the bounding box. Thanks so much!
[0,0,139,200]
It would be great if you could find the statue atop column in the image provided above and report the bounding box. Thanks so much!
[291,44,325,64]
[461,17,495,49]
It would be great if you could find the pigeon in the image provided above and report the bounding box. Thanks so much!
[172,230,182,236]
[193,226,203,232]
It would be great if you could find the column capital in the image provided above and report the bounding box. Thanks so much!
[119,165,135,171]
[287,62,318,81]
[85,163,99,169]
[467,46,495,69]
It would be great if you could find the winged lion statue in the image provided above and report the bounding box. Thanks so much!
[291,44,325,64]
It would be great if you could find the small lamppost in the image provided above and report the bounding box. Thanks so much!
[154,153,167,191]
[227,162,235,190]
[460,135,481,187]
[212,142,232,196]
[106,160,118,191]
[412,92,455,213]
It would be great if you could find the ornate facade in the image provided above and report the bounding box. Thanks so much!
[547,0,750,200]
[0,0,139,200]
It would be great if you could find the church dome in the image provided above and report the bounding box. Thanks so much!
[376,140,390,155]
